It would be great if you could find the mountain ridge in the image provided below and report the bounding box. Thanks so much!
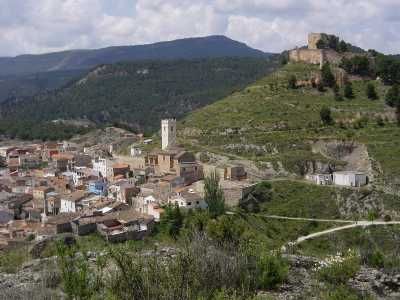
[0,35,272,77]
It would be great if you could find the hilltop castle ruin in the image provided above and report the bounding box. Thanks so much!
[289,33,344,68]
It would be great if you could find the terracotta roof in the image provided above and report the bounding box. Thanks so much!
[113,163,129,169]
[61,191,87,203]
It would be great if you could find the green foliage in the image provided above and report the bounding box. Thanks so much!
[369,249,385,269]
[0,245,30,273]
[321,63,336,88]
[0,57,277,140]
[318,251,361,285]
[159,204,184,238]
[340,56,371,76]
[104,234,260,299]
[366,82,378,100]
[344,82,354,99]
[56,242,100,299]
[287,75,297,89]
[385,84,400,107]
[206,215,245,245]
[376,55,400,85]
[367,210,379,221]
[257,253,288,289]
[253,182,273,202]
[326,285,366,300]
[338,40,348,53]
[204,172,225,218]
[320,106,333,125]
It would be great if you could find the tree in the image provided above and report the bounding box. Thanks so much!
[338,40,348,53]
[366,82,378,100]
[287,75,297,89]
[344,82,354,99]
[385,84,400,107]
[257,253,288,289]
[321,63,336,88]
[333,84,343,101]
[320,106,333,125]
[376,55,400,85]
[159,204,184,238]
[204,172,225,218]
[252,182,272,203]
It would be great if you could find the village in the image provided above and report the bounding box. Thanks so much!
[0,34,371,250]
[0,119,258,248]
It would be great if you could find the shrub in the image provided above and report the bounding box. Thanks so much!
[288,75,297,89]
[344,82,354,99]
[318,250,361,285]
[320,107,333,125]
[257,253,288,289]
[366,82,378,100]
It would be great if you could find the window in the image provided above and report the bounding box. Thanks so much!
[187,202,192,206]
[196,201,199,205]
[171,126,174,132]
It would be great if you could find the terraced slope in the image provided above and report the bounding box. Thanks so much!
[181,63,400,191]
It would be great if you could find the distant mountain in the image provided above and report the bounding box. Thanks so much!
[0,69,86,102]
[0,35,272,103]
[0,36,272,77]
[0,57,279,140]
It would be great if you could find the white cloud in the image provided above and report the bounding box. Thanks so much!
[0,0,398,56]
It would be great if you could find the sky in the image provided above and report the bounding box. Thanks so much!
[0,0,399,57]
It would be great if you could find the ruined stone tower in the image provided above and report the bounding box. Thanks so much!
[161,118,176,150]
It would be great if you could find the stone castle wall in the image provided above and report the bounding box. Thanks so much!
[288,48,344,67]
[289,49,323,65]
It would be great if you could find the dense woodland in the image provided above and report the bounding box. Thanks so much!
[0,57,278,140]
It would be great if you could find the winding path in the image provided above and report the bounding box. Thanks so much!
[260,215,400,246]
[291,220,400,245]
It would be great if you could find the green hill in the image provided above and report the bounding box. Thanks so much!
[0,57,278,140]
[181,62,400,191]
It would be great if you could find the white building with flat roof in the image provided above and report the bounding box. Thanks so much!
[333,171,367,187]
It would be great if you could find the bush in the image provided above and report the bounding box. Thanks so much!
[318,250,360,285]
[327,285,363,300]
[344,82,354,99]
[320,107,334,125]
[366,82,378,100]
[288,75,297,89]
[385,84,400,107]
[257,253,288,289]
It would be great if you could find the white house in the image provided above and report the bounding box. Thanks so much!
[168,188,207,210]
[130,146,142,157]
[333,171,368,187]
[92,158,113,178]
[306,174,333,185]
[60,191,88,213]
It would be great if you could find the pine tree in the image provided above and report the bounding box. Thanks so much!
[366,82,378,100]
[320,106,333,125]
[204,172,225,218]
[288,75,297,89]
[344,82,354,99]
[385,84,400,107]
[321,63,336,88]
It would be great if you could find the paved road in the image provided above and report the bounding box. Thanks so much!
[292,221,400,245]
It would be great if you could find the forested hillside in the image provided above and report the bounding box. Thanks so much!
[0,57,279,140]
[0,36,272,103]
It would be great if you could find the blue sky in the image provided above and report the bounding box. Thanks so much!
[0,0,399,56]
